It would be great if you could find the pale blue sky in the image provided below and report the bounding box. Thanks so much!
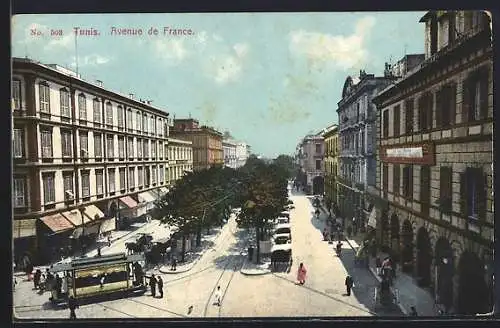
[12,12,426,157]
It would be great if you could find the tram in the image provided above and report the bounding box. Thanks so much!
[48,252,147,305]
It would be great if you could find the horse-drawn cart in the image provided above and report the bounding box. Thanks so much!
[270,244,292,272]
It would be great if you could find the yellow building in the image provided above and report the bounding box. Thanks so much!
[321,124,339,214]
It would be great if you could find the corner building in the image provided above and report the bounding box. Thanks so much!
[370,11,493,314]
[12,58,170,265]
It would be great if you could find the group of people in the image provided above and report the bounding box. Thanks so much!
[148,274,164,298]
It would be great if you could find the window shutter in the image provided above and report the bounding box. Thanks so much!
[428,93,434,130]
[459,172,467,216]
[477,170,487,221]
[417,97,423,132]
[479,67,489,120]
[462,78,471,122]
[435,89,442,128]
[439,166,445,200]
[450,83,457,125]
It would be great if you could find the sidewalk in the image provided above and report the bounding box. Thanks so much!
[240,256,272,276]
[344,234,439,316]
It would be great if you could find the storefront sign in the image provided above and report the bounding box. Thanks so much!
[380,142,435,165]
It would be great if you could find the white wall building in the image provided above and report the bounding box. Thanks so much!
[223,138,238,169]
[235,142,251,168]
[167,137,193,184]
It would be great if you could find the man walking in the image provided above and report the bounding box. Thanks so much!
[214,286,222,306]
[157,276,164,298]
[345,275,354,296]
[171,257,177,271]
[149,274,156,297]
[68,296,78,319]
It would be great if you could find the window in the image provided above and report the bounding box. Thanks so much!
[392,164,400,195]
[405,98,414,134]
[106,135,114,159]
[402,165,414,199]
[315,143,321,154]
[145,167,150,186]
[42,172,55,204]
[158,142,163,159]
[128,167,135,189]
[108,168,116,193]
[143,114,148,134]
[382,110,389,138]
[12,80,21,110]
[143,140,149,158]
[93,98,101,124]
[418,92,433,132]
[420,166,431,215]
[137,138,143,158]
[461,168,486,223]
[13,128,24,158]
[138,167,144,187]
[137,111,142,132]
[356,102,360,121]
[159,165,164,184]
[60,88,70,119]
[119,168,126,191]
[463,67,489,122]
[118,137,125,159]
[94,133,102,158]
[117,106,124,129]
[39,83,50,114]
[127,109,133,131]
[95,169,104,195]
[152,166,157,184]
[63,172,74,201]
[13,177,26,208]
[40,129,53,158]
[439,166,453,213]
[150,116,155,134]
[78,94,87,121]
[61,130,72,158]
[393,105,401,136]
[79,131,88,158]
[128,138,134,159]
[105,102,113,126]
[316,160,321,170]
[436,84,457,128]
[151,141,156,159]
[81,170,90,198]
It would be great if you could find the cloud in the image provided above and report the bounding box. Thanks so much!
[45,33,74,50]
[153,38,190,65]
[70,54,111,67]
[288,16,376,70]
[233,43,249,58]
[206,42,249,85]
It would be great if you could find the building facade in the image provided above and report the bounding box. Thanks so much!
[12,58,170,265]
[167,137,193,184]
[369,11,493,315]
[296,133,325,195]
[171,118,223,171]
[322,124,339,214]
[235,142,251,168]
[337,70,395,228]
[223,138,238,169]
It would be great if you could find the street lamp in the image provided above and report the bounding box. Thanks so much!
[78,207,86,257]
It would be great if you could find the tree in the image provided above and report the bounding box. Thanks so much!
[273,154,298,179]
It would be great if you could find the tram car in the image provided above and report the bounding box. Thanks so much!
[48,252,147,306]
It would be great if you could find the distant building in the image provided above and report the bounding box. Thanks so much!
[222,133,238,169]
[296,133,325,195]
[170,118,224,171]
[167,137,193,184]
[386,54,425,78]
[321,124,339,214]
[235,142,251,168]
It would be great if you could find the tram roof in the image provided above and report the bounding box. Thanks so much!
[49,253,145,272]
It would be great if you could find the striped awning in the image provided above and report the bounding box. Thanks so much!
[138,191,156,203]
[41,213,74,233]
[83,204,105,221]
[61,209,92,227]
[12,219,37,238]
[99,217,116,233]
[119,196,138,208]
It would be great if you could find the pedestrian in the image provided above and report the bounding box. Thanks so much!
[68,295,78,319]
[107,235,112,247]
[323,228,328,241]
[410,306,418,316]
[97,247,101,257]
[157,276,164,298]
[375,257,382,276]
[34,269,42,289]
[149,274,156,297]
[171,257,177,271]
[345,275,354,296]
[297,262,307,285]
[214,286,222,306]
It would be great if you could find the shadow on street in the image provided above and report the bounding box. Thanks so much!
[211,228,248,272]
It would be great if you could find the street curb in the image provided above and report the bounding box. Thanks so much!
[343,238,409,315]
[240,259,272,276]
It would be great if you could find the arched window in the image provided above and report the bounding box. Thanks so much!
[39,81,51,115]
[59,88,70,119]
[78,93,87,121]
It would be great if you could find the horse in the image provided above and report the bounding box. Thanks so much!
[125,242,141,255]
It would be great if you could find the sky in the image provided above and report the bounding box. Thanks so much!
[11,12,426,158]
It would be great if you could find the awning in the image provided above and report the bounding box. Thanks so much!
[83,222,100,236]
[99,217,116,233]
[119,196,138,209]
[41,213,74,233]
[61,209,92,227]
[367,207,377,228]
[138,191,156,203]
[13,219,37,238]
[83,204,105,221]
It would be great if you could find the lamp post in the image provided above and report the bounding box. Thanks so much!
[78,207,86,257]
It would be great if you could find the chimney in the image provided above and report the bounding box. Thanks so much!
[129,93,134,99]
[96,79,103,87]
